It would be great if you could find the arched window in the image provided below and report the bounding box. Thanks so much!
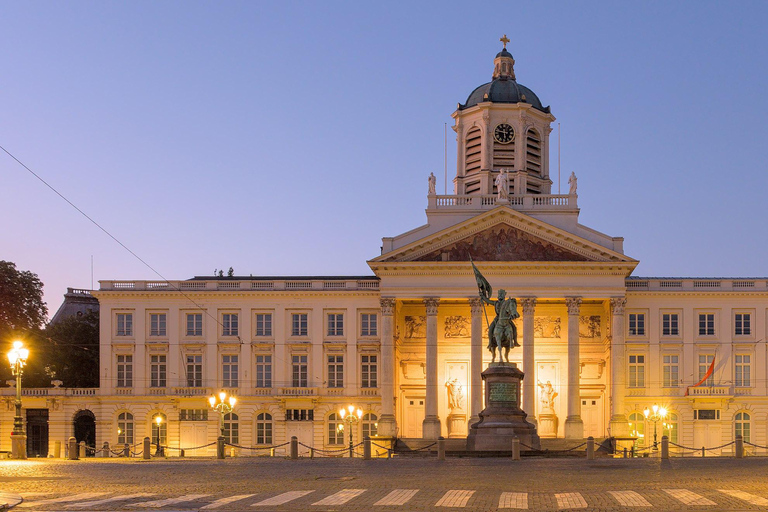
[662,412,678,444]
[464,127,482,177]
[223,413,239,444]
[628,412,645,448]
[362,413,378,438]
[256,412,272,445]
[328,413,344,445]
[735,412,751,443]
[117,412,134,445]
[525,129,542,176]
[151,413,167,446]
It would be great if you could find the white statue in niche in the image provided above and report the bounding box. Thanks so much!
[446,378,464,410]
[538,380,558,414]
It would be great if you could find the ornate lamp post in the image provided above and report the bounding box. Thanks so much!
[339,405,363,457]
[209,391,236,437]
[154,415,164,457]
[643,404,667,451]
[7,340,29,459]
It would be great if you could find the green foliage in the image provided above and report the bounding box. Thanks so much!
[43,311,100,388]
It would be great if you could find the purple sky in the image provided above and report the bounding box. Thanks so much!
[2,2,767,316]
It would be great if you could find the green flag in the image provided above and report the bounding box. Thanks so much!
[469,255,492,302]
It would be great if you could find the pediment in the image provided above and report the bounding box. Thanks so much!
[371,207,634,264]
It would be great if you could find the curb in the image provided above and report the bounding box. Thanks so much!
[0,492,22,510]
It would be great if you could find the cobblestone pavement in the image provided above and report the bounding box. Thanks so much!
[2,456,768,511]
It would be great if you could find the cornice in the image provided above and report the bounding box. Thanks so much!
[370,261,637,277]
[94,290,381,300]
[627,290,768,299]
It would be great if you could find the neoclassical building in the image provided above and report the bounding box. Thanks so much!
[3,40,767,457]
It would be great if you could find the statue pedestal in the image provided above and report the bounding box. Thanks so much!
[467,363,540,451]
[538,413,558,438]
[446,412,467,438]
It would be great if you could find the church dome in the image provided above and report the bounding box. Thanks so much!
[462,80,549,113]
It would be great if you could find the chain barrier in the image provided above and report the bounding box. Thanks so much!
[130,449,143,457]
[298,442,363,456]
[393,442,437,453]
[541,442,588,454]
[109,448,126,456]
[745,441,768,450]
[160,441,218,452]
[223,441,290,451]
[668,441,735,455]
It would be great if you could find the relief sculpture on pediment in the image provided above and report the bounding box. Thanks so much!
[414,226,590,262]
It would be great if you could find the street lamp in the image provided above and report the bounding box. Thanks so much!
[339,405,363,457]
[643,404,668,451]
[154,415,164,457]
[7,340,29,459]
[209,391,236,437]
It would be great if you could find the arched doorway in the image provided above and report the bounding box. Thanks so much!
[73,410,96,457]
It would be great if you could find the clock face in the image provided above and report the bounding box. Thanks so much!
[494,123,515,144]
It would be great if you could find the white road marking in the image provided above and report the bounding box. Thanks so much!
[252,490,314,506]
[607,490,651,507]
[374,489,419,506]
[67,493,155,508]
[435,490,475,507]
[129,494,211,507]
[663,489,716,506]
[499,492,528,509]
[555,492,587,509]
[718,489,768,506]
[200,494,256,509]
[18,493,107,508]
[312,489,366,506]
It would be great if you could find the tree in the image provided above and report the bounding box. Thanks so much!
[0,261,47,383]
[43,310,99,388]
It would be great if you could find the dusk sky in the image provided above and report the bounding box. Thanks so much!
[2,2,767,315]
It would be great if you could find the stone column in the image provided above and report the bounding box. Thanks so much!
[377,298,397,437]
[564,297,584,439]
[609,297,629,437]
[469,297,483,428]
[422,298,441,439]
[521,297,537,425]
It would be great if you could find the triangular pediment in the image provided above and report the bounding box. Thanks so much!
[370,207,635,264]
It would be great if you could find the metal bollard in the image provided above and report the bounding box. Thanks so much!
[735,435,743,458]
[123,443,130,457]
[702,446,705,458]
[363,436,371,460]
[78,441,86,459]
[102,441,110,458]
[54,440,61,459]
[622,447,627,458]
[270,448,275,457]
[512,436,520,461]
[310,447,315,459]
[290,436,298,459]
[180,449,185,457]
[68,437,78,460]
[437,436,445,461]
[143,437,151,460]
[586,436,595,460]
[661,435,669,460]
[216,436,225,459]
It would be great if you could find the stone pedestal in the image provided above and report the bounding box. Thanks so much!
[447,412,467,438]
[467,363,540,451]
[538,413,558,438]
[11,433,27,459]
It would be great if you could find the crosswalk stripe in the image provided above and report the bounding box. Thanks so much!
[607,491,651,507]
[663,489,716,506]
[18,493,108,508]
[67,493,155,508]
[200,494,257,509]
[718,489,768,506]
[435,490,475,507]
[312,489,366,506]
[252,490,314,507]
[374,489,419,506]
[499,492,528,509]
[129,494,211,507]
[555,492,587,509]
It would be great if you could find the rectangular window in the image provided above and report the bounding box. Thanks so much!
[179,409,208,421]
[292,355,308,387]
[255,313,273,337]
[186,354,203,387]
[361,313,378,336]
[327,313,344,336]
[256,355,272,388]
[285,409,314,421]
[149,313,167,337]
[361,355,378,388]
[116,355,133,387]
[735,354,751,387]
[327,355,344,388]
[116,313,133,336]
[150,355,166,388]
[662,355,679,387]
[292,313,308,336]
[698,354,715,386]
[628,313,645,336]
[628,354,645,387]
[186,313,203,336]
[662,313,679,337]
[735,313,751,336]
[222,313,239,336]
[222,355,239,388]
[698,313,715,336]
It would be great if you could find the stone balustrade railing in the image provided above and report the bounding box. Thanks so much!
[687,385,732,397]
[0,387,99,397]
[100,278,379,292]
[626,278,768,292]
[428,193,577,211]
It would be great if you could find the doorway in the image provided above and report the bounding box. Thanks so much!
[73,410,96,456]
[26,409,49,457]
[403,397,425,438]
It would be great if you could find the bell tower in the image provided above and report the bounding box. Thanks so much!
[452,36,556,197]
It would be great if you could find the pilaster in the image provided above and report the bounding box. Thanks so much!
[422,298,441,439]
[564,297,584,439]
[521,297,537,425]
[377,298,397,437]
[609,297,629,437]
[469,297,483,428]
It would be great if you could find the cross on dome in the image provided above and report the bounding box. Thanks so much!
[500,34,510,49]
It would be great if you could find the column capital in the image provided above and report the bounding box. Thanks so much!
[565,297,582,315]
[423,298,440,316]
[520,297,537,315]
[469,297,483,314]
[610,297,627,315]
[380,298,396,316]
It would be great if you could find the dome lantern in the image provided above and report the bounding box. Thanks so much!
[493,34,515,80]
